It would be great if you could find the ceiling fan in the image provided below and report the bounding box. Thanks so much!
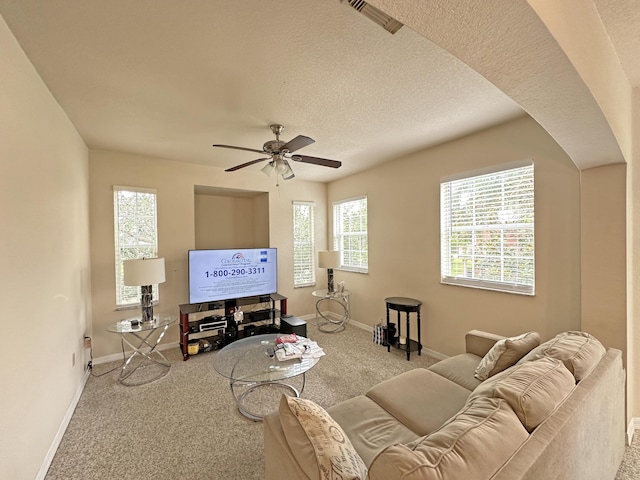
[213,124,342,180]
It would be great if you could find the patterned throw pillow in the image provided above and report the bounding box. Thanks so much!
[279,395,368,480]
[474,331,541,381]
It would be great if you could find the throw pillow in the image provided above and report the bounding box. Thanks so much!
[469,357,575,432]
[367,397,528,480]
[279,395,368,480]
[474,331,541,381]
[517,331,606,382]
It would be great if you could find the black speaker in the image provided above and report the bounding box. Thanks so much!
[280,315,307,337]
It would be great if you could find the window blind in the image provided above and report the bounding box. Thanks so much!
[113,186,159,306]
[293,201,316,287]
[440,161,534,295]
[333,196,368,273]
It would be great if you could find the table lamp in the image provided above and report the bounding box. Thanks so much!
[123,257,166,323]
[318,251,340,293]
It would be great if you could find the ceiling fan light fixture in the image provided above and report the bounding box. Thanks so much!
[214,123,341,179]
[273,157,288,175]
[261,162,274,176]
[281,160,294,180]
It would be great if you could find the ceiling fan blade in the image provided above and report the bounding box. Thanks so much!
[213,144,265,155]
[292,155,342,168]
[225,158,270,172]
[280,135,315,153]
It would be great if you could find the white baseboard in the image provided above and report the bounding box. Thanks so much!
[91,341,180,365]
[93,317,450,363]
[306,311,449,361]
[37,369,90,480]
[627,417,640,445]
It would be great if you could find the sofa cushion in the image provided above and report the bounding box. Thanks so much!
[469,357,575,432]
[279,395,368,480]
[517,331,606,382]
[428,353,484,391]
[367,397,529,480]
[474,331,541,381]
[366,368,471,436]
[327,395,421,467]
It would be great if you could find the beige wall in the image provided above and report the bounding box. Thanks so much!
[370,0,635,423]
[0,16,91,480]
[1,3,635,477]
[526,0,632,163]
[89,149,328,358]
[526,0,639,428]
[194,193,267,249]
[328,116,581,356]
[629,89,640,421]
[581,164,627,358]
[91,117,588,359]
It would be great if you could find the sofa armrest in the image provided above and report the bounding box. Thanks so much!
[465,330,505,357]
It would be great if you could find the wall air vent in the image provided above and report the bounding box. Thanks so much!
[345,0,403,34]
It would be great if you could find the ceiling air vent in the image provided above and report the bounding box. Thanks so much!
[345,0,403,34]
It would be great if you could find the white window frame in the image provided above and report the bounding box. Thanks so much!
[333,195,368,273]
[293,201,316,288]
[440,160,534,295]
[113,185,159,307]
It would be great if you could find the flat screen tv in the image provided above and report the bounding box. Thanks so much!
[188,248,277,304]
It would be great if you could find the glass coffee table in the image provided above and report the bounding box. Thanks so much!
[213,334,321,421]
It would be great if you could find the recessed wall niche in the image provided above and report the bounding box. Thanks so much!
[194,185,269,249]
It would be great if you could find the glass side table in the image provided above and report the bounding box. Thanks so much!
[312,289,351,333]
[107,313,176,386]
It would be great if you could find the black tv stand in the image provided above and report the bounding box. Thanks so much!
[178,293,287,360]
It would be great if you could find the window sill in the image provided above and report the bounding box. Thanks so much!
[115,300,160,311]
[441,278,534,296]
[337,267,368,275]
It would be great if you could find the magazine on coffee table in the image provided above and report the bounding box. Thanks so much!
[275,336,325,361]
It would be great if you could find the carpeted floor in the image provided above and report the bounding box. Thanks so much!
[44,321,440,479]
[616,434,640,480]
[45,320,640,479]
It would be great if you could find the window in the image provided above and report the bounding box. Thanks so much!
[440,161,534,295]
[113,186,159,307]
[293,201,316,287]
[333,196,368,273]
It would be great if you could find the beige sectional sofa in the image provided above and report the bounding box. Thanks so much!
[264,330,625,480]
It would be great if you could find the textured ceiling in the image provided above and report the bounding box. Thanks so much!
[0,0,629,181]
[368,0,627,169]
[0,0,524,182]
[593,0,640,85]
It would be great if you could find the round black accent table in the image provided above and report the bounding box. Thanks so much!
[385,297,422,361]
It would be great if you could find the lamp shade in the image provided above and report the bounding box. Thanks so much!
[261,162,274,176]
[274,158,287,174]
[318,251,340,269]
[123,257,166,286]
